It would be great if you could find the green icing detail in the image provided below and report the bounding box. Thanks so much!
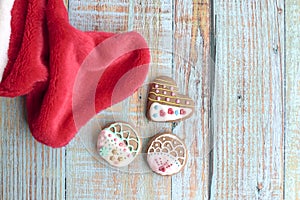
[99,147,109,157]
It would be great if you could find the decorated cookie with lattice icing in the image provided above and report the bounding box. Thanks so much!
[147,76,194,122]
[146,132,188,176]
[97,122,141,167]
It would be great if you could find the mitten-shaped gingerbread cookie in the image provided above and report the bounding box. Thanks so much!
[147,76,194,122]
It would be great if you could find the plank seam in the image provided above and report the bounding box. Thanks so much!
[208,0,216,199]
[283,0,286,199]
[65,149,67,200]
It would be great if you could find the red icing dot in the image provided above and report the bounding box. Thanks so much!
[108,134,112,137]
[168,108,174,114]
[180,109,186,115]
[160,110,166,117]
[159,166,166,172]
[123,148,127,152]
[114,138,117,142]
[119,143,124,147]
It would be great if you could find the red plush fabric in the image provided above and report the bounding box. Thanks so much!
[1,0,150,147]
[0,0,48,96]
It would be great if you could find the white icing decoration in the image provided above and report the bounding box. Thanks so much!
[97,123,141,167]
[149,102,193,122]
[147,134,187,175]
[147,152,182,175]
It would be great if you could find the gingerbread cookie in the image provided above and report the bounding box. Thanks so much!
[97,122,141,167]
[147,76,194,122]
[146,132,188,176]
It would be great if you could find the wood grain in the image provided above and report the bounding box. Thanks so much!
[2,0,298,199]
[66,0,174,199]
[211,1,285,199]
[172,0,211,199]
[67,0,211,199]
[0,97,66,200]
[285,0,300,199]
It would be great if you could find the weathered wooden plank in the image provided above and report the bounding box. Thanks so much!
[171,0,211,199]
[66,0,173,199]
[0,97,66,200]
[285,0,300,199]
[211,1,285,199]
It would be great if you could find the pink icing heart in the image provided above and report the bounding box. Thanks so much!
[160,110,166,117]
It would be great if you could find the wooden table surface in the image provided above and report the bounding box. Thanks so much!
[1,0,299,199]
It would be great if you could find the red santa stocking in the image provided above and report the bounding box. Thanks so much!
[0,0,150,147]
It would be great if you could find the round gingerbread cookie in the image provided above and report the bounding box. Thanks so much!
[97,122,141,167]
[146,132,188,176]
